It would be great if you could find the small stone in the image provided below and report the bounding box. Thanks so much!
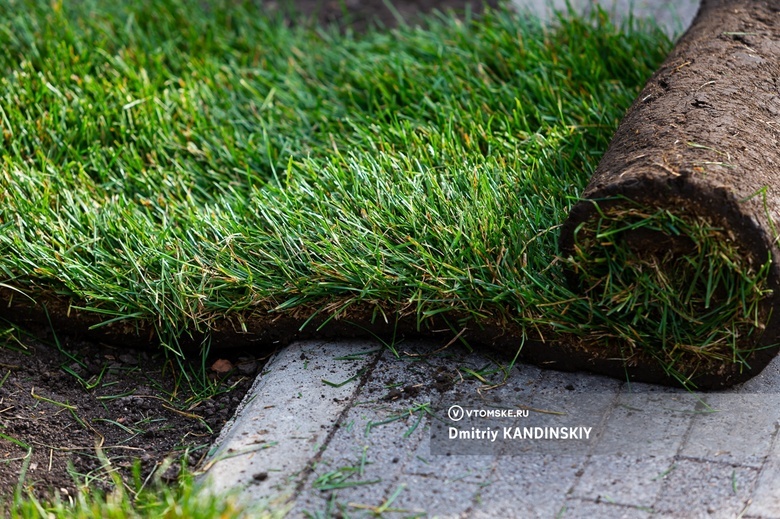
[211,359,233,374]
[118,354,138,365]
[160,463,181,482]
[237,360,257,375]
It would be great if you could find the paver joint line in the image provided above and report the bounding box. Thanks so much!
[290,347,385,499]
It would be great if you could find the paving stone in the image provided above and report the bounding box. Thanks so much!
[559,497,654,519]
[406,430,496,480]
[653,459,758,518]
[469,453,584,518]
[572,454,674,509]
[391,474,481,518]
[511,0,698,36]
[679,393,780,468]
[568,385,695,506]
[200,340,382,506]
[739,359,780,392]
[292,447,402,518]
[741,430,780,518]
[200,338,780,518]
[512,371,620,458]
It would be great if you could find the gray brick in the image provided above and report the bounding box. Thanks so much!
[653,459,757,518]
[559,498,654,519]
[201,340,381,505]
[572,454,673,508]
[742,431,780,518]
[469,453,583,518]
[679,394,780,468]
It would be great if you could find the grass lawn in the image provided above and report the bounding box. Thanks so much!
[0,0,671,353]
[0,0,675,515]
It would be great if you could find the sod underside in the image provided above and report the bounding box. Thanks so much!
[5,1,773,388]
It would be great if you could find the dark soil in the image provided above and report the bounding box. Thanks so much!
[0,332,262,499]
[265,0,498,31]
[0,0,495,501]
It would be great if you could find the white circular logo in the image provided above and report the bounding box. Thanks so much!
[448,405,465,421]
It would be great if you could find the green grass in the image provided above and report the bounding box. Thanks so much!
[6,458,265,518]
[0,0,675,353]
[5,0,763,514]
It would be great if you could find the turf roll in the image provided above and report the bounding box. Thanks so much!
[558,0,780,388]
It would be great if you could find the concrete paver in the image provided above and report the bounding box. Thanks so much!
[512,0,699,36]
[202,339,780,517]
[572,455,674,509]
[559,498,654,519]
[391,473,477,518]
[750,430,780,518]
[679,393,780,468]
[202,340,381,507]
[570,387,696,507]
[653,459,758,518]
[472,453,585,517]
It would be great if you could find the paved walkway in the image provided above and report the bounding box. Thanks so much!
[202,339,780,518]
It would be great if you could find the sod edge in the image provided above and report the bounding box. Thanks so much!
[1,276,774,390]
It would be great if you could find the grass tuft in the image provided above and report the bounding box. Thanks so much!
[6,460,260,519]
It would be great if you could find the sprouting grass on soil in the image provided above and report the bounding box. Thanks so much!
[0,0,679,355]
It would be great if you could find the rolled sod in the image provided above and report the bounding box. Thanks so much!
[558,0,780,388]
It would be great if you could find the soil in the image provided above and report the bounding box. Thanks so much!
[0,0,495,502]
[264,0,498,31]
[0,332,262,500]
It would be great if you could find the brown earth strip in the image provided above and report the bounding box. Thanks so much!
[0,335,257,500]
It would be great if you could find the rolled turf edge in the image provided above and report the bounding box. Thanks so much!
[558,0,780,388]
